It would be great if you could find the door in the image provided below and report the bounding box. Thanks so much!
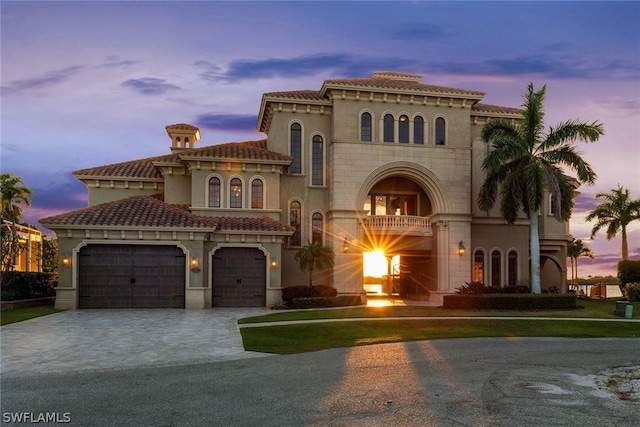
[212,247,266,307]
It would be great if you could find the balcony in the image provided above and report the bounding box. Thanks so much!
[361,215,432,236]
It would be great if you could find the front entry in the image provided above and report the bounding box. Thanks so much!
[211,247,266,307]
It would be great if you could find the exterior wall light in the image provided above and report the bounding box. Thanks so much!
[270,258,278,268]
[458,241,465,256]
[62,254,71,267]
[190,256,200,272]
[342,238,350,253]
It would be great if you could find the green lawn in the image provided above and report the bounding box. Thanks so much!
[240,299,640,354]
[0,304,61,326]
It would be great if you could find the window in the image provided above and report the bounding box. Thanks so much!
[414,116,424,144]
[289,201,302,247]
[549,194,557,216]
[399,115,409,143]
[491,250,501,287]
[367,193,417,216]
[208,177,221,208]
[361,112,372,141]
[290,123,302,174]
[251,179,263,209]
[383,114,394,142]
[508,251,518,286]
[312,135,324,186]
[435,117,446,145]
[230,178,242,208]
[312,212,323,244]
[474,250,484,283]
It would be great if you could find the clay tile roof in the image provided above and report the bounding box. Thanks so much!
[73,153,178,179]
[39,196,216,228]
[322,76,486,97]
[262,90,326,101]
[165,123,199,131]
[182,140,292,162]
[214,216,295,233]
[472,103,523,115]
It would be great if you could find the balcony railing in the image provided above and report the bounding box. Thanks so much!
[361,215,432,236]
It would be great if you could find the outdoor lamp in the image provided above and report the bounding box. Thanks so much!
[458,241,465,256]
[190,256,200,272]
[270,258,278,268]
[342,238,349,253]
[62,254,71,267]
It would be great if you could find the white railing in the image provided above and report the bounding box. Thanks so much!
[361,215,432,236]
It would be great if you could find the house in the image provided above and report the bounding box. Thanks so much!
[40,71,569,309]
[1,220,42,273]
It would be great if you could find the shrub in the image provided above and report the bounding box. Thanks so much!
[623,283,640,302]
[456,281,531,295]
[618,260,640,288]
[281,285,338,305]
[502,285,532,294]
[443,294,576,310]
[290,295,363,309]
[312,285,338,298]
[0,272,57,301]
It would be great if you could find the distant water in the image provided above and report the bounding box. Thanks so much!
[570,284,623,299]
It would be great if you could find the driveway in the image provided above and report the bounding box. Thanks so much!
[0,308,272,378]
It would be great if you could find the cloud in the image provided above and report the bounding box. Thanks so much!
[121,77,181,95]
[97,55,138,68]
[573,193,598,213]
[1,65,84,95]
[195,113,258,133]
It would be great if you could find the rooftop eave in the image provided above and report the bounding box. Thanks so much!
[178,155,291,166]
[74,174,164,182]
[319,81,486,101]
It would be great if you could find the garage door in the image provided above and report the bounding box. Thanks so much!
[78,245,185,309]
[212,247,266,307]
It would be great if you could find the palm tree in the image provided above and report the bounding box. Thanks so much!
[479,83,603,293]
[294,241,335,287]
[1,172,33,223]
[567,236,595,286]
[585,185,640,260]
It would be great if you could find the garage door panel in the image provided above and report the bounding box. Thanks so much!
[212,248,266,307]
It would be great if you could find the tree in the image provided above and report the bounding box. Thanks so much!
[1,173,34,271]
[585,185,640,260]
[479,83,603,293]
[41,236,59,274]
[567,236,595,285]
[294,241,335,287]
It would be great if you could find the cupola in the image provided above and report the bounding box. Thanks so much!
[165,123,201,153]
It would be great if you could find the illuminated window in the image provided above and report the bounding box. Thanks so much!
[384,114,394,142]
[251,179,263,209]
[361,112,372,141]
[312,135,323,186]
[290,123,302,174]
[312,212,323,244]
[289,201,302,247]
[208,177,221,208]
[230,178,242,208]
[435,117,446,145]
[414,116,424,144]
[399,115,409,143]
[474,250,484,283]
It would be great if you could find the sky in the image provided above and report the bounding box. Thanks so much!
[2,1,639,278]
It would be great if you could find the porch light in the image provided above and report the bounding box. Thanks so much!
[342,238,350,253]
[62,254,71,267]
[190,256,200,272]
[270,258,278,268]
[458,241,465,256]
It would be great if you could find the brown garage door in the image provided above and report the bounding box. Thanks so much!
[78,244,185,309]
[212,247,266,307]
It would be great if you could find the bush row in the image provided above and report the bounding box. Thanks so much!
[290,295,363,309]
[443,294,577,310]
[456,281,531,295]
[623,283,640,302]
[281,285,337,305]
[1,272,57,301]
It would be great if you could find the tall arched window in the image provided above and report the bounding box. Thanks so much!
[435,117,446,145]
[491,250,501,287]
[508,251,518,286]
[361,112,372,141]
[414,116,424,144]
[399,115,409,143]
[290,123,302,174]
[312,135,324,186]
[251,179,263,209]
[208,177,221,207]
[289,201,302,247]
[311,212,323,244]
[230,178,242,208]
[474,250,484,283]
[383,114,394,142]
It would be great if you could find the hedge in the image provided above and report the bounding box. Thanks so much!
[281,285,338,305]
[623,283,640,302]
[1,272,57,301]
[442,294,577,310]
[290,295,363,309]
[618,260,640,287]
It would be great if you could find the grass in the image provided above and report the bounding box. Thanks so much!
[0,304,61,326]
[240,298,640,354]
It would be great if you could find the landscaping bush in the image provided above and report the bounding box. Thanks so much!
[281,285,338,305]
[443,294,576,310]
[456,281,531,295]
[618,260,640,290]
[312,285,338,298]
[0,272,57,301]
[623,283,640,302]
[290,295,363,309]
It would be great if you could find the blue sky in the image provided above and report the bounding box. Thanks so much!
[2,1,639,277]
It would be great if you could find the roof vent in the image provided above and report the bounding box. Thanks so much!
[371,71,422,82]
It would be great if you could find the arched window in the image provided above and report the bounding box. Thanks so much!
[435,117,446,145]
[311,212,323,244]
[361,112,372,141]
[383,114,394,142]
[399,115,409,143]
[311,135,324,186]
[251,179,263,209]
[208,177,221,208]
[289,201,302,247]
[230,178,242,208]
[474,250,484,283]
[491,250,501,287]
[414,116,424,144]
[508,251,518,286]
[290,123,302,174]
